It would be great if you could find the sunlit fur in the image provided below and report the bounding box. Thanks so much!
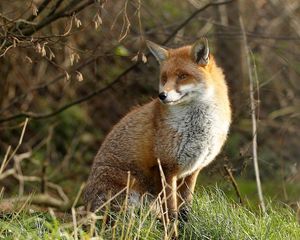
[84,42,231,217]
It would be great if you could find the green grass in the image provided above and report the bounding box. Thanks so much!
[0,188,299,240]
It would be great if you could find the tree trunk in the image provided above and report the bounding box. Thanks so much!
[215,1,247,118]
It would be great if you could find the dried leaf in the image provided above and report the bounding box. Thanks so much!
[65,71,70,81]
[131,55,138,62]
[70,52,80,66]
[32,4,38,16]
[70,54,74,66]
[49,49,55,60]
[41,45,46,57]
[93,13,102,30]
[142,53,147,63]
[25,56,32,64]
[76,71,84,82]
[74,16,82,28]
[36,42,41,53]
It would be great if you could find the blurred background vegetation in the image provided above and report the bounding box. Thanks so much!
[0,0,299,213]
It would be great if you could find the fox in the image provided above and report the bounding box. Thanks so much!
[83,38,231,219]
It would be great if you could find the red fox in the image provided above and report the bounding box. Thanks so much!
[83,38,231,219]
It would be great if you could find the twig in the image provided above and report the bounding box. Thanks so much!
[20,0,87,36]
[2,0,95,48]
[224,165,243,205]
[118,0,131,42]
[0,169,14,180]
[47,0,64,18]
[0,54,107,114]
[0,193,70,211]
[0,0,235,123]
[240,16,266,213]
[0,146,11,176]
[47,182,69,203]
[0,118,28,171]
[61,0,98,17]
[0,63,138,123]
[162,0,235,45]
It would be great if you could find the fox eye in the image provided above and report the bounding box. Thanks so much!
[178,73,188,80]
[161,74,167,85]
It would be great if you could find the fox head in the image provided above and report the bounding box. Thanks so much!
[147,38,216,105]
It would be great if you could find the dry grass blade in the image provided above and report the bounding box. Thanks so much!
[72,207,78,240]
[157,158,169,236]
[0,118,28,176]
[72,183,85,209]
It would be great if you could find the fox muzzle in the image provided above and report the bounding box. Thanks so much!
[158,92,168,101]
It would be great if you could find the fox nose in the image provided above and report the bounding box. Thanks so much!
[158,92,168,101]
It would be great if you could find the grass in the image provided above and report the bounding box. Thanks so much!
[0,188,299,240]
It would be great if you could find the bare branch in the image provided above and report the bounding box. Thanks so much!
[0,194,70,211]
[0,52,109,114]
[0,0,236,123]
[21,0,95,36]
[224,165,243,205]
[0,63,138,123]
[46,0,64,18]
[240,16,266,213]
[162,0,235,44]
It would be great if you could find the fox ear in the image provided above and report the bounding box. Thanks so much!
[191,38,209,65]
[146,40,169,63]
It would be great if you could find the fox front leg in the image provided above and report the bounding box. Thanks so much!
[177,169,201,221]
[162,174,178,222]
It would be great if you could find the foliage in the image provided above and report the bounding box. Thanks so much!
[0,189,299,240]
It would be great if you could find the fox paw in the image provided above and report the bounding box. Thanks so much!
[178,206,190,222]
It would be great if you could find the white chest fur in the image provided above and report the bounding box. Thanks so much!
[165,101,229,178]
